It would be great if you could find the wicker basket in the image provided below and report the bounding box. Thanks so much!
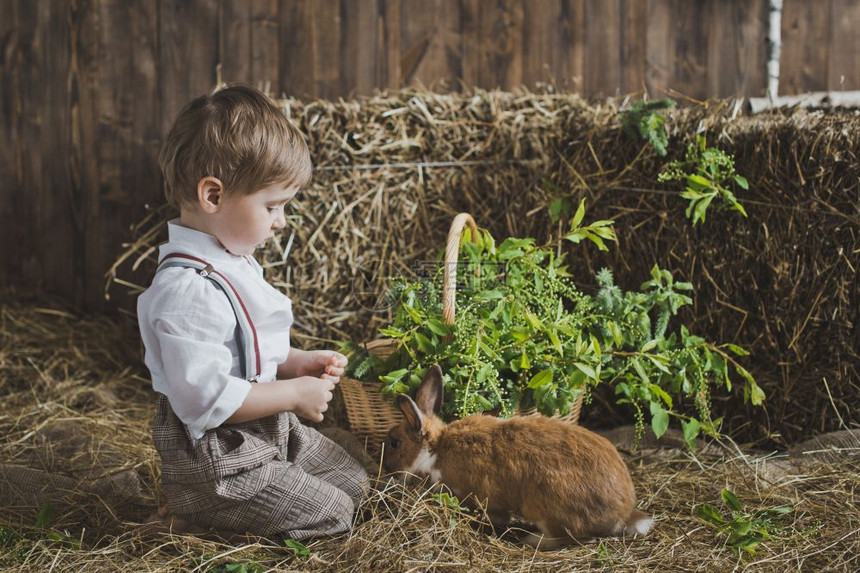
[340,213,583,449]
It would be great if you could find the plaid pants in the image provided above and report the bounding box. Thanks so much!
[153,394,368,539]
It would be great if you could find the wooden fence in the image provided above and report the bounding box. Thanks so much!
[1,0,859,310]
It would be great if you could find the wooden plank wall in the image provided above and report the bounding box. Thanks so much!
[781,0,860,94]
[1,0,858,310]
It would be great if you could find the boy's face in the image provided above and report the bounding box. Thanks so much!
[210,182,298,256]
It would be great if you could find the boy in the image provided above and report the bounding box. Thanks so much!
[138,85,367,538]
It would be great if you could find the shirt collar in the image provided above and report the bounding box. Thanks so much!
[160,219,241,266]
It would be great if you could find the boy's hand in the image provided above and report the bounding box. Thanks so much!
[288,376,337,423]
[294,350,348,381]
[226,373,340,425]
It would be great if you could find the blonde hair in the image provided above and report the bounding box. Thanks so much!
[158,85,312,209]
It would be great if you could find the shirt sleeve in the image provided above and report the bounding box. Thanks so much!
[138,268,251,440]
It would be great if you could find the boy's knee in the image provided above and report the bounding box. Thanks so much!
[342,457,370,508]
[325,487,356,533]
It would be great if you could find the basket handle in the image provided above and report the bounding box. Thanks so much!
[442,213,479,325]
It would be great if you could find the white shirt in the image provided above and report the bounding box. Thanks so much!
[138,220,294,440]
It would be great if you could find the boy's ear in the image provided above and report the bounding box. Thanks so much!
[197,176,224,213]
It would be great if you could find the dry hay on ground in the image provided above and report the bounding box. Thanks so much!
[1,290,858,572]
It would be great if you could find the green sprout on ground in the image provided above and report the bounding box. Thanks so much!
[283,539,311,560]
[432,491,468,528]
[695,489,793,555]
[432,491,466,512]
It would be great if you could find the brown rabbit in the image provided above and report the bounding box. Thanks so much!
[382,365,653,548]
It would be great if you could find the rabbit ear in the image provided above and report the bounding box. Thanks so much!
[416,364,444,415]
[396,394,424,434]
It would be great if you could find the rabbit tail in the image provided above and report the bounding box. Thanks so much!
[624,510,653,536]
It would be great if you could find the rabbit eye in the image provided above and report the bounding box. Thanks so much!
[389,436,401,449]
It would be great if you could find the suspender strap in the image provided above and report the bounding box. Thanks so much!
[156,253,261,382]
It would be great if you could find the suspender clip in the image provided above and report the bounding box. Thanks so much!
[198,264,214,278]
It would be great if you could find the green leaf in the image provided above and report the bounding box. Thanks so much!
[729,520,752,536]
[731,198,749,217]
[523,308,542,329]
[497,246,526,260]
[682,418,700,450]
[432,491,466,511]
[426,319,450,336]
[607,321,623,347]
[404,304,423,324]
[690,193,715,225]
[648,383,673,407]
[736,363,765,406]
[735,537,760,555]
[571,198,586,229]
[528,368,553,389]
[379,368,408,384]
[378,327,405,338]
[476,290,504,300]
[511,328,529,342]
[574,362,597,380]
[519,350,531,370]
[632,358,649,383]
[649,401,669,438]
[721,489,742,512]
[466,337,478,356]
[35,501,54,529]
[589,334,602,360]
[680,188,706,202]
[548,197,571,224]
[479,339,501,360]
[687,174,715,191]
[696,503,723,524]
[724,343,749,356]
[563,230,584,245]
[548,329,564,356]
[586,234,609,251]
[749,383,766,406]
[413,332,435,354]
[476,363,494,384]
[646,354,672,375]
[284,538,311,558]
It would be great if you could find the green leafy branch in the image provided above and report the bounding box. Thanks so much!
[620,98,677,157]
[658,134,749,226]
[562,198,618,251]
